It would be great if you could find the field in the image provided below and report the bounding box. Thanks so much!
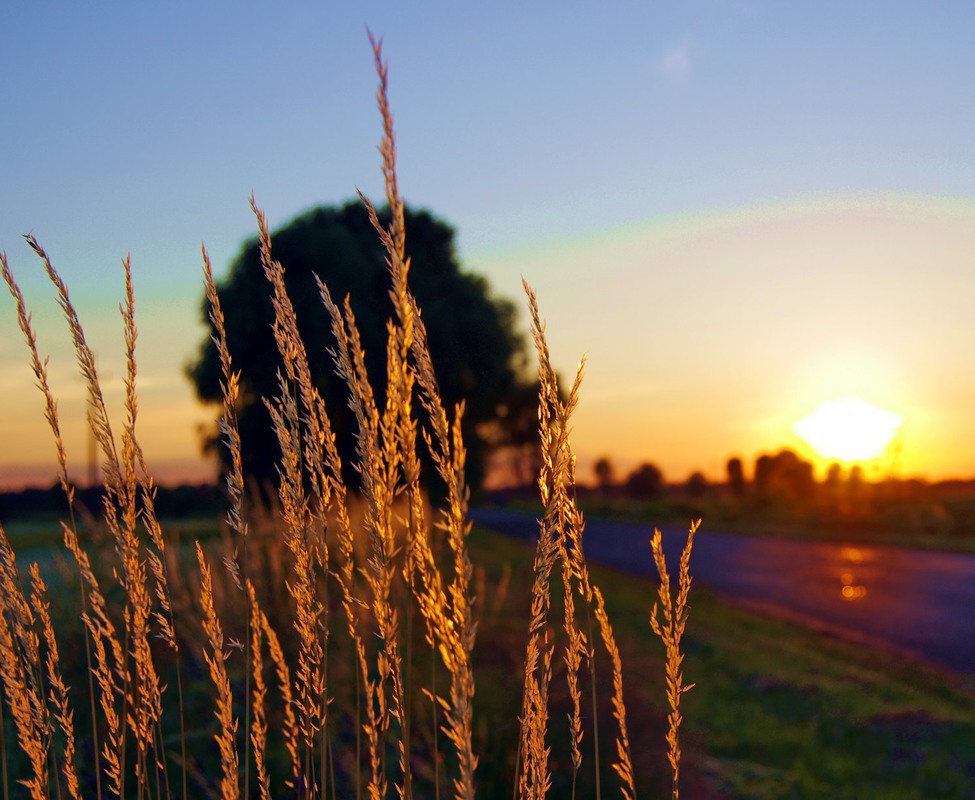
[3,515,972,799]
[1,36,973,800]
[466,525,975,798]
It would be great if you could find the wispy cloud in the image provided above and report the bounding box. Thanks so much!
[658,40,693,84]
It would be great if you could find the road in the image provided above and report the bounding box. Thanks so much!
[470,507,975,674]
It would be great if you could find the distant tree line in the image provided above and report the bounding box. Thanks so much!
[589,448,892,505]
[0,483,226,525]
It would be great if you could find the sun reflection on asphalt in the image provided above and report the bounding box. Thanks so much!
[838,547,872,601]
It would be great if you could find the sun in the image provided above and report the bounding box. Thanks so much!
[792,397,903,463]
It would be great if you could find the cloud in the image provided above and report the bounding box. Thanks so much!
[658,40,693,84]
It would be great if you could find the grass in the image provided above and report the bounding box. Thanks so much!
[0,34,699,800]
[1,32,971,800]
[685,598,975,798]
[2,511,973,798]
[465,525,975,798]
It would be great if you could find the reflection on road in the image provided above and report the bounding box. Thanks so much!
[838,546,870,601]
[470,507,975,673]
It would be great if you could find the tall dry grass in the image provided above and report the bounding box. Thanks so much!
[0,35,695,799]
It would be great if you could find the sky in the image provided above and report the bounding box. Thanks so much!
[1,1,974,489]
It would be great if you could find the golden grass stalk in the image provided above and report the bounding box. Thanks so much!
[649,522,699,800]
[202,246,250,551]
[249,196,335,567]
[591,585,635,800]
[64,523,125,796]
[25,235,123,498]
[0,252,70,504]
[116,255,168,795]
[250,198,336,797]
[409,302,479,800]
[4,244,127,797]
[317,40,417,786]
[321,275,406,800]
[28,563,80,800]
[363,32,478,800]
[0,524,48,800]
[2,252,100,796]
[196,542,240,800]
[246,582,271,800]
[249,188,376,798]
[515,283,565,798]
[243,221,363,785]
[121,257,186,796]
[521,281,637,800]
[254,594,302,791]
[120,258,182,663]
[42,250,169,798]
[202,242,255,800]
[264,384,326,763]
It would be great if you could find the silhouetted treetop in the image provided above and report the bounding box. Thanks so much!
[187,201,534,491]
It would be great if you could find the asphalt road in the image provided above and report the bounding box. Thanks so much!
[470,507,975,674]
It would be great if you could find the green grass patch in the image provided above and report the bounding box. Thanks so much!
[468,523,975,798]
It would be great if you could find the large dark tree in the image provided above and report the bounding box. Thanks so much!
[187,201,533,492]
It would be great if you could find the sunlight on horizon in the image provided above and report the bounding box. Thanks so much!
[792,397,903,464]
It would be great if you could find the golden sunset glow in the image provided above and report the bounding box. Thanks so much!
[792,398,903,463]
[2,8,975,489]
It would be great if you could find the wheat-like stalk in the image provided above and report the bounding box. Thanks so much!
[4,246,128,797]
[258,594,302,790]
[245,581,271,800]
[0,524,48,800]
[363,33,478,800]
[28,563,80,800]
[520,281,637,800]
[650,522,699,800]
[196,542,239,800]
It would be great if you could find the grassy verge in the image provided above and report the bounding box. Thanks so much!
[468,523,975,799]
[5,513,973,797]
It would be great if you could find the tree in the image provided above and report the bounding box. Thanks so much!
[752,449,815,504]
[187,201,533,491]
[624,462,664,500]
[685,471,709,498]
[593,456,615,490]
[726,456,746,497]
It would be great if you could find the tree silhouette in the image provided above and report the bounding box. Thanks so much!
[187,201,533,492]
[726,456,746,497]
[685,471,709,498]
[753,449,815,504]
[624,462,664,500]
[593,456,615,490]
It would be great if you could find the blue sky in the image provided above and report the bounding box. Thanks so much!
[2,1,974,486]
